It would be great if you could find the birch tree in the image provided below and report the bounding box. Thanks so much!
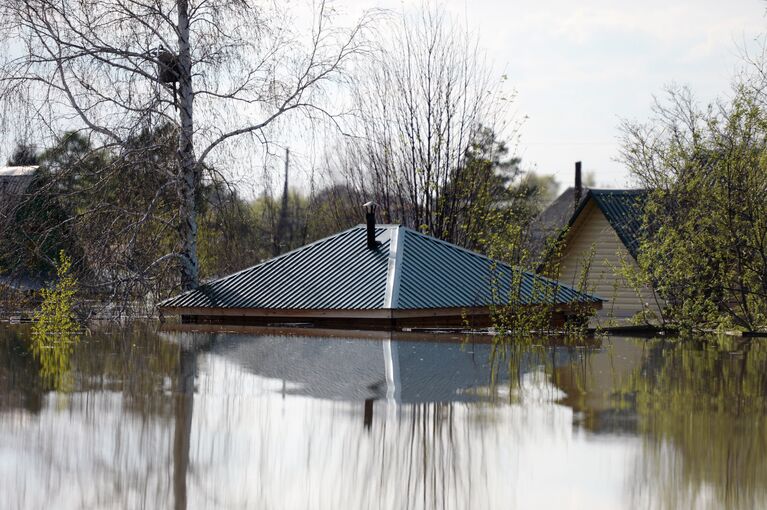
[0,0,374,292]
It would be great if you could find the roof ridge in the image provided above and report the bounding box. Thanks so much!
[383,226,404,308]
[587,189,647,259]
[588,188,647,194]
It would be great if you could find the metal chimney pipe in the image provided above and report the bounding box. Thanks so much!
[363,201,378,249]
[574,161,583,210]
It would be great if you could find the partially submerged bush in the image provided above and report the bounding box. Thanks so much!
[31,250,80,389]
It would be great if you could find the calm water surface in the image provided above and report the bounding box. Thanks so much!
[0,324,766,510]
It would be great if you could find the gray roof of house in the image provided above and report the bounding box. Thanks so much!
[161,225,600,311]
[0,166,37,206]
[526,187,588,266]
[0,166,38,241]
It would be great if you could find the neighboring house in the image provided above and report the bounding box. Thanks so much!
[0,166,44,292]
[161,207,602,330]
[525,161,588,268]
[526,185,588,267]
[539,188,664,326]
[0,166,37,219]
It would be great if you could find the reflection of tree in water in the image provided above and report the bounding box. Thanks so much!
[5,326,767,509]
[174,347,196,510]
[71,324,182,416]
[487,337,600,404]
[0,324,185,509]
[0,323,181,407]
[29,328,79,392]
[0,326,45,413]
[624,338,767,510]
[377,403,463,509]
[549,336,767,510]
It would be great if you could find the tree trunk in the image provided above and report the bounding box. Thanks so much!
[177,0,199,290]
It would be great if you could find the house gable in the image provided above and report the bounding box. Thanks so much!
[557,199,662,324]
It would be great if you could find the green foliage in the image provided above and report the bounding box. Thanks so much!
[622,85,767,333]
[7,142,39,166]
[453,127,559,256]
[197,185,264,279]
[473,203,597,339]
[31,250,80,390]
[0,162,73,276]
[33,250,79,335]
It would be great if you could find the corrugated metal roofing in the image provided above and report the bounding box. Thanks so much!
[588,190,647,259]
[161,225,600,311]
[0,166,36,202]
[163,226,392,310]
[398,228,596,308]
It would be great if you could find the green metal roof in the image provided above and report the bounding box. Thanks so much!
[582,190,647,259]
[160,225,600,311]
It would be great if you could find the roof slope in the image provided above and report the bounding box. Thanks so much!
[582,190,647,259]
[0,166,37,207]
[397,228,594,308]
[526,186,589,264]
[164,226,393,310]
[161,225,600,311]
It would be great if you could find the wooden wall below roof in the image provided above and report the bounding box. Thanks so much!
[555,200,664,327]
[176,305,596,331]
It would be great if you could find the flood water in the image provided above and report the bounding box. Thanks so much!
[1,324,766,510]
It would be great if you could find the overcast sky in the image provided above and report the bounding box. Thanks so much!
[360,0,766,189]
[3,0,765,194]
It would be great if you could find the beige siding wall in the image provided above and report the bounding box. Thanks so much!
[557,201,663,326]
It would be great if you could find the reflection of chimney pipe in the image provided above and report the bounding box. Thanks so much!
[363,202,378,249]
[364,398,374,430]
[574,161,583,210]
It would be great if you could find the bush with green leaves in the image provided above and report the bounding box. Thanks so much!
[621,84,767,333]
[31,250,80,389]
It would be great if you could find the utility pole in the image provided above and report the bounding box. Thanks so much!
[274,148,290,256]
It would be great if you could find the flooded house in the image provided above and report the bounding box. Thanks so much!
[526,162,590,268]
[160,204,601,329]
[532,165,662,326]
[0,165,36,202]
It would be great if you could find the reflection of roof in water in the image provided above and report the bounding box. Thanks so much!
[204,332,576,404]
